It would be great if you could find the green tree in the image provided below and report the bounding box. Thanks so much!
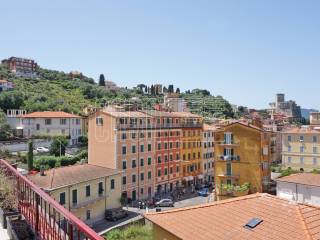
[99,74,106,86]
[0,109,12,141]
[27,140,34,171]
[50,136,69,156]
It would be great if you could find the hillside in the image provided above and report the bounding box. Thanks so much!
[0,64,234,118]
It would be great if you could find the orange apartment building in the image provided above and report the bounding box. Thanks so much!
[88,111,156,201]
[88,109,203,201]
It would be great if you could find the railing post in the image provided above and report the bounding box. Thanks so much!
[35,193,40,236]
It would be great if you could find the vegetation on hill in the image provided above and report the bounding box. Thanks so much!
[0,63,235,118]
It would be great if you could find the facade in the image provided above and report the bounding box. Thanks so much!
[282,127,320,171]
[214,122,274,200]
[10,111,83,145]
[269,93,302,120]
[0,79,14,91]
[202,124,215,183]
[276,173,320,206]
[163,93,188,112]
[2,57,38,78]
[145,193,320,240]
[88,109,203,201]
[310,112,320,125]
[27,164,121,226]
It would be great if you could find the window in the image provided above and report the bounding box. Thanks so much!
[288,135,292,142]
[300,136,304,142]
[86,210,91,220]
[132,159,136,168]
[36,124,40,130]
[158,143,161,150]
[76,119,80,125]
[170,154,173,161]
[164,168,168,175]
[176,166,180,173]
[140,173,144,181]
[148,144,152,152]
[148,132,152,138]
[132,174,136,183]
[98,182,104,195]
[132,145,136,153]
[122,146,127,155]
[158,169,161,177]
[96,117,103,125]
[131,133,136,139]
[300,146,304,153]
[140,132,145,138]
[110,179,115,190]
[300,157,304,164]
[313,158,317,165]
[59,192,66,205]
[45,119,52,125]
[86,185,90,197]
[170,167,173,174]
[72,189,77,205]
[122,133,127,140]
[288,146,292,152]
[164,155,168,162]
[122,161,127,170]
[140,188,144,195]
[314,147,318,154]
[288,157,292,163]
[140,158,144,167]
[148,171,152,179]
[170,142,173,149]
[60,119,67,125]
[140,145,144,152]
[122,176,127,185]
[164,143,168,149]
[157,156,161,163]
[148,157,152,165]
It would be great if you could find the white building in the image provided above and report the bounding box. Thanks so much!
[202,124,215,183]
[276,173,320,206]
[0,79,14,91]
[163,93,188,112]
[8,111,83,145]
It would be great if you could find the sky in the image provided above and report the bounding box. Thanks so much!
[1,0,320,110]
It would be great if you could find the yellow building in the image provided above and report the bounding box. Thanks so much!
[178,113,203,187]
[28,164,121,226]
[282,127,320,171]
[214,122,274,200]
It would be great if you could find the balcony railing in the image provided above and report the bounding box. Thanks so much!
[216,172,240,179]
[116,122,202,130]
[215,140,240,146]
[218,155,240,161]
[0,159,104,240]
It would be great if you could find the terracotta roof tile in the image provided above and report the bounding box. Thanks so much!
[21,111,81,118]
[277,173,320,187]
[27,164,119,190]
[145,193,320,240]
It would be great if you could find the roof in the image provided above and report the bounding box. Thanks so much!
[215,121,268,133]
[203,123,217,131]
[20,111,81,118]
[277,173,320,187]
[102,111,150,118]
[170,112,202,118]
[27,164,119,190]
[282,127,320,134]
[145,193,320,240]
[141,110,176,118]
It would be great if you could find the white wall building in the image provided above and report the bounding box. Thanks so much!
[0,79,14,91]
[8,111,83,145]
[276,173,320,206]
[202,124,215,183]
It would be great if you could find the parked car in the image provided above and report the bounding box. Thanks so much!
[197,188,210,197]
[105,209,128,221]
[155,199,174,207]
[36,147,50,153]
[195,184,205,191]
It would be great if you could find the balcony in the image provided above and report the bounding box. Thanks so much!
[0,159,103,240]
[216,173,240,179]
[215,140,240,146]
[218,155,240,161]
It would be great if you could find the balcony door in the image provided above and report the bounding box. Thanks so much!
[226,162,232,176]
[224,133,233,144]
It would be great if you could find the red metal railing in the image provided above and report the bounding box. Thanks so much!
[0,159,104,240]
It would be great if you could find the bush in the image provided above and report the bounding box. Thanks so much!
[105,224,152,240]
[34,156,58,170]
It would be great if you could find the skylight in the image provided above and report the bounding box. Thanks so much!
[244,218,263,230]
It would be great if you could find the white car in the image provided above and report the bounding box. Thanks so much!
[36,147,50,153]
